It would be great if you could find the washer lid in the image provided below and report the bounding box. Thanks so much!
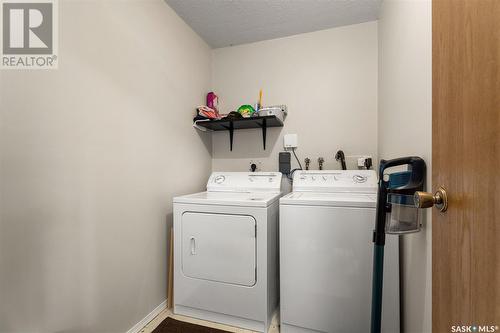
[280,191,377,208]
[174,191,282,207]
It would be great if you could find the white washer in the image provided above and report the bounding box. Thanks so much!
[173,172,282,332]
[279,170,400,333]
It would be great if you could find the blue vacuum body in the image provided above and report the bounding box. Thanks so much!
[370,157,426,333]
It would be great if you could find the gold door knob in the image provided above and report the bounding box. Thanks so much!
[414,187,448,212]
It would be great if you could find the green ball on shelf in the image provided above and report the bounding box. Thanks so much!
[237,104,256,117]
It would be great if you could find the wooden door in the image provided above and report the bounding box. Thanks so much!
[433,0,500,331]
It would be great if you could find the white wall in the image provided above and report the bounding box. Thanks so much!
[0,1,211,332]
[378,1,432,332]
[211,22,378,174]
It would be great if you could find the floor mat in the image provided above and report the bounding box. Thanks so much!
[152,317,232,333]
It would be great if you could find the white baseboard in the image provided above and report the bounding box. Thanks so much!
[126,299,167,333]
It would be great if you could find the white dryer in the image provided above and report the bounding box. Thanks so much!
[279,170,399,333]
[173,172,282,332]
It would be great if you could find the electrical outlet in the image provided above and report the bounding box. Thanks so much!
[249,160,262,172]
[346,155,373,169]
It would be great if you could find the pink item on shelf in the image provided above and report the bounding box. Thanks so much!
[206,92,219,111]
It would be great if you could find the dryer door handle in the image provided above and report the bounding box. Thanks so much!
[190,237,196,255]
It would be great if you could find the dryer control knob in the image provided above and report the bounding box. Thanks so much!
[214,175,225,184]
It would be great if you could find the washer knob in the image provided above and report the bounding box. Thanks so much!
[214,175,225,184]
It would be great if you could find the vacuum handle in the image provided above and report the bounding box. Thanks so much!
[379,156,426,193]
[380,156,420,172]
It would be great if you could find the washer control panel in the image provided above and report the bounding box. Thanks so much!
[293,170,377,193]
[207,172,282,192]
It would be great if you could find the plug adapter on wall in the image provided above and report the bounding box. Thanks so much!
[284,134,298,149]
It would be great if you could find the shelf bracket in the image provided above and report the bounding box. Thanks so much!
[257,118,267,150]
[222,121,234,151]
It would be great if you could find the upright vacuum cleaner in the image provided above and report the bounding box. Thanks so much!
[370,157,426,333]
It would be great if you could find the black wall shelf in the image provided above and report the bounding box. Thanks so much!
[194,115,284,151]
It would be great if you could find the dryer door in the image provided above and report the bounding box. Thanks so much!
[181,212,257,286]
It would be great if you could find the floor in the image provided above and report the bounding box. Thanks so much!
[140,308,280,333]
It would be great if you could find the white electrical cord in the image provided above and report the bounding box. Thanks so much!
[285,147,303,183]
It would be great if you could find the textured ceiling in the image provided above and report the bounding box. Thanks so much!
[166,0,381,48]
